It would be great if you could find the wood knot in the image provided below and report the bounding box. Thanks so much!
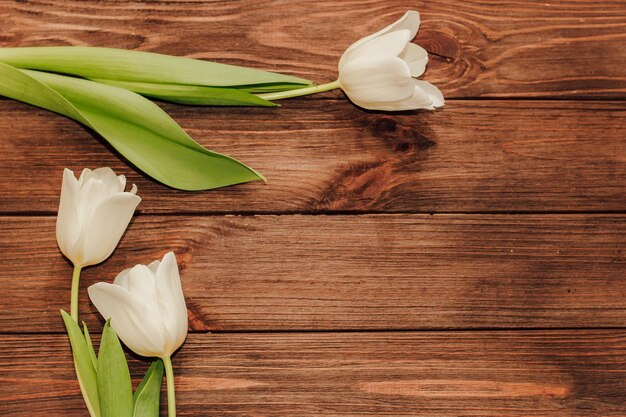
[365,115,436,155]
[413,132,437,151]
[371,117,398,133]
[395,142,411,153]
[418,30,461,61]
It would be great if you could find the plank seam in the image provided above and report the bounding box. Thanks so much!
[5,326,626,336]
[1,210,626,217]
[3,97,626,103]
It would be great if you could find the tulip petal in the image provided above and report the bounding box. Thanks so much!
[76,174,122,229]
[126,265,162,322]
[75,177,107,224]
[155,252,188,355]
[339,56,414,105]
[88,282,163,357]
[56,168,81,262]
[94,167,125,194]
[340,30,411,70]
[117,174,127,192]
[125,265,167,349]
[347,78,442,111]
[376,82,432,111]
[79,168,124,199]
[352,83,432,111]
[339,10,420,69]
[401,43,429,77]
[113,267,131,291]
[81,192,141,266]
[147,259,161,275]
[415,80,445,108]
[381,10,421,40]
[77,168,92,187]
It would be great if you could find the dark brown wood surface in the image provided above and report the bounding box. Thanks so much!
[1,214,624,332]
[0,100,625,214]
[1,331,625,416]
[2,0,626,99]
[0,0,625,415]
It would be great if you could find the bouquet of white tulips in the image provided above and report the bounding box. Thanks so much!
[44,10,444,417]
[0,11,442,192]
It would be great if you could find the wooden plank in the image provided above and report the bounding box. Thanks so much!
[1,214,624,332]
[2,0,626,99]
[0,99,625,214]
[1,330,625,416]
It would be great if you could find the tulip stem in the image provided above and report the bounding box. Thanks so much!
[163,355,176,417]
[70,265,82,322]
[256,80,340,101]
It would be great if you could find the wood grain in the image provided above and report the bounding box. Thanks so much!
[1,214,624,333]
[1,1,625,415]
[2,0,626,99]
[0,99,624,214]
[1,330,625,416]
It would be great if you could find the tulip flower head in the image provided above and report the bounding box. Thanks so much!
[337,10,444,111]
[56,168,141,268]
[88,252,188,358]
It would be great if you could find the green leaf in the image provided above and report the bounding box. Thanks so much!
[239,83,314,93]
[133,360,165,417]
[60,310,101,417]
[83,322,98,371]
[0,62,265,190]
[0,46,312,89]
[98,320,133,417]
[91,78,276,107]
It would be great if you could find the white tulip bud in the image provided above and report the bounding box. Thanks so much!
[88,252,189,358]
[337,10,444,111]
[56,168,141,268]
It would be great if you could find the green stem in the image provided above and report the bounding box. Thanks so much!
[256,80,340,101]
[70,265,82,322]
[163,355,176,417]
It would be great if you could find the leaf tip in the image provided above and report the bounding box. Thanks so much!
[255,170,267,183]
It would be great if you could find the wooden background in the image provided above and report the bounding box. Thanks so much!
[0,0,625,415]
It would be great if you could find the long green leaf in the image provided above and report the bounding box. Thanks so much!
[133,360,165,417]
[239,83,313,93]
[98,320,133,417]
[83,322,99,371]
[60,310,101,417]
[92,78,276,106]
[0,62,265,190]
[0,46,312,88]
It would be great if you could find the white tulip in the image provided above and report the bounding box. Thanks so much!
[337,10,444,111]
[88,252,188,358]
[56,167,141,268]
